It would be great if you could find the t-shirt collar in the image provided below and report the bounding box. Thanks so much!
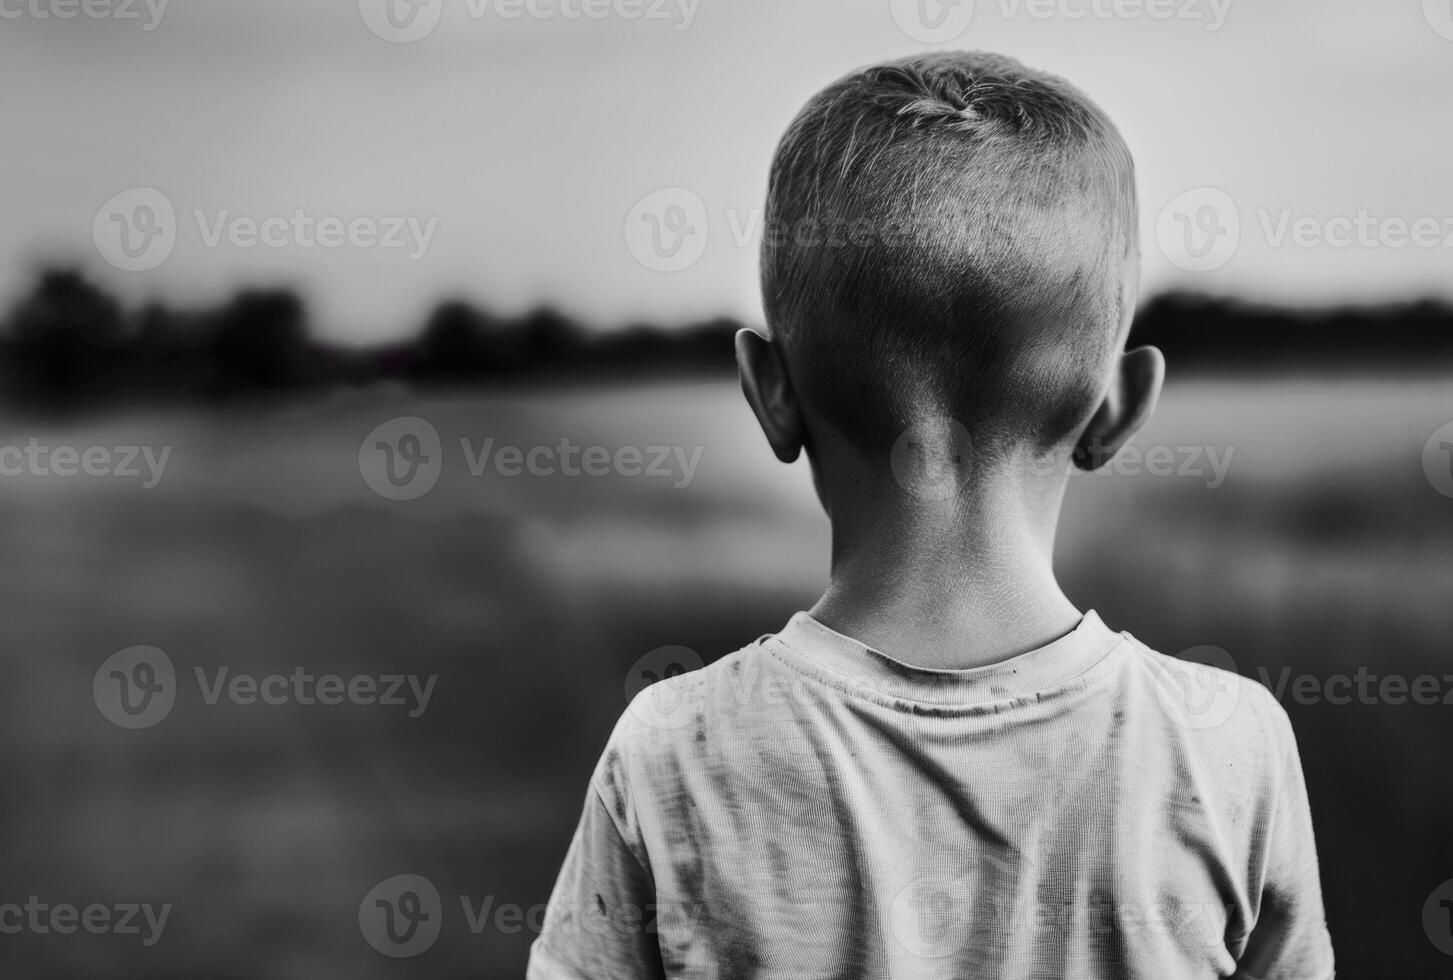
[769,609,1124,707]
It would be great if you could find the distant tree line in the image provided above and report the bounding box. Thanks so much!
[0,269,743,413]
[0,269,1449,413]
[1130,292,1453,373]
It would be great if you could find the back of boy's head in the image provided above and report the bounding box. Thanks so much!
[761,51,1138,461]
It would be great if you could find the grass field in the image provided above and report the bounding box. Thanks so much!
[0,374,1449,978]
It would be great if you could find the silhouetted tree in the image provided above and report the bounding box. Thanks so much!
[3,269,127,409]
[411,301,498,380]
[209,289,313,393]
[517,308,580,368]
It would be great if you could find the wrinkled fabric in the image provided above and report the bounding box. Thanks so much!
[531,612,1334,979]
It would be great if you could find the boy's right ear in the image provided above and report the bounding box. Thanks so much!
[1072,344,1165,472]
[735,328,805,464]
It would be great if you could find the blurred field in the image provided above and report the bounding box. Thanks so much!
[0,374,1450,978]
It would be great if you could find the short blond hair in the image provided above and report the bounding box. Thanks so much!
[761,51,1138,454]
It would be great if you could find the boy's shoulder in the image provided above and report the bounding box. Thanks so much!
[616,637,783,743]
[1116,630,1300,766]
[589,638,786,822]
[602,625,1299,781]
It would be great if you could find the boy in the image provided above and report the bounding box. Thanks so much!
[529,51,1334,978]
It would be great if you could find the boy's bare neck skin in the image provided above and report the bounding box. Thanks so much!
[733,327,1164,674]
[807,446,1083,671]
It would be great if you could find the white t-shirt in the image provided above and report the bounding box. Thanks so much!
[529,611,1335,979]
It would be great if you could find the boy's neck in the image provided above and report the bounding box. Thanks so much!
[809,482,1082,671]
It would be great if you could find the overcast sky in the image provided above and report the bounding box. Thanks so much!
[2,0,1450,341]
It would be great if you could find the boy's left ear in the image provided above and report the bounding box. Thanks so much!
[735,328,805,464]
[1072,345,1165,472]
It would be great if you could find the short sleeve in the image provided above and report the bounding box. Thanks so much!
[1233,707,1336,979]
[528,779,665,980]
